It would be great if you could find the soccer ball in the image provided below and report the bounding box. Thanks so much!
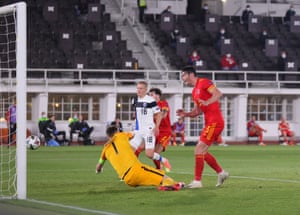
[26,135,41,150]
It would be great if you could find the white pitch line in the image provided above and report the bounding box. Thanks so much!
[227,175,300,184]
[25,172,300,215]
[176,171,300,184]
[26,199,121,215]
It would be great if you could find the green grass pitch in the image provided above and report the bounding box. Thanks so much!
[1,145,300,215]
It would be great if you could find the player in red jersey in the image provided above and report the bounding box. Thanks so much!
[176,66,229,188]
[149,88,172,169]
[278,116,295,146]
[247,115,267,146]
[134,88,172,172]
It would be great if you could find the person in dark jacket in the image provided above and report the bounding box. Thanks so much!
[46,114,69,145]
[284,5,296,25]
[78,114,94,145]
[277,50,288,71]
[241,5,254,28]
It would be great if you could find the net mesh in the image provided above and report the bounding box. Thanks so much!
[0,6,17,199]
[0,9,16,69]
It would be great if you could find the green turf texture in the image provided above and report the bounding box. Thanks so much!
[2,145,300,215]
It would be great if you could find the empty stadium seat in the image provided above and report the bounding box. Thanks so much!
[42,0,58,22]
[23,0,139,70]
[87,3,103,23]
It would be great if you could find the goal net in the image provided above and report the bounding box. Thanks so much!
[0,2,27,199]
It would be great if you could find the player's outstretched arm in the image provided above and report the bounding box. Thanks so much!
[95,163,102,173]
[176,106,201,118]
[96,158,105,174]
[95,163,103,174]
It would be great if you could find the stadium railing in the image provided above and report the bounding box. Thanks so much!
[0,69,300,89]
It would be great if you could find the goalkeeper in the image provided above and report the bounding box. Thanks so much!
[95,126,184,190]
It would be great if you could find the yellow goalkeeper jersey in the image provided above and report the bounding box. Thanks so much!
[100,132,137,179]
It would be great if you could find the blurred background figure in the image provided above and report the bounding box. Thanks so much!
[137,0,147,23]
[162,5,172,14]
[171,117,185,146]
[38,111,49,143]
[221,53,238,70]
[199,3,209,25]
[78,114,94,145]
[278,116,295,146]
[247,115,267,146]
[284,4,296,25]
[68,112,79,143]
[6,99,16,145]
[277,50,288,71]
[46,114,69,146]
[170,27,180,49]
[110,116,123,132]
[259,28,269,50]
[215,27,229,53]
[241,5,254,25]
[187,50,201,66]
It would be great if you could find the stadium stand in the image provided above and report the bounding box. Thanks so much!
[1,0,299,82]
[144,13,300,75]
[24,0,139,72]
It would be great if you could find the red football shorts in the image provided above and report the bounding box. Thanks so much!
[156,133,171,149]
[282,129,293,137]
[200,122,224,146]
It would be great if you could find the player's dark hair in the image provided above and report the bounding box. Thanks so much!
[106,126,118,137]
[149,88,162,96]
[182,65,196,75]
[48,114,54,119]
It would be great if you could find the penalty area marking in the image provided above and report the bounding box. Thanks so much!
[177,172,300,184]
[26,199,121,215]
[223,175,300,184]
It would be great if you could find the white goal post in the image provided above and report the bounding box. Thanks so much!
[0,2,27,199]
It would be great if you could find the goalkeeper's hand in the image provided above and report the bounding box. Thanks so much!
[95,163,103,174]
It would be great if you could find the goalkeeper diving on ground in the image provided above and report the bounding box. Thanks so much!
[95,126,184,191]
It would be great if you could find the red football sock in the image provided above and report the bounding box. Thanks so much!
[259,133,263,143]
[195,154,205,181]
[181,134,185,143]
[204,152,222,174]
[153,159,161,169]
[135,148,142,157]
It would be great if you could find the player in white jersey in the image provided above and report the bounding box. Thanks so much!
[134,94,159,131]
[130,81,172,172]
